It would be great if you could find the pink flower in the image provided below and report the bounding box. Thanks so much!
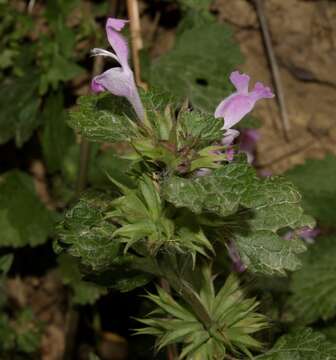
[225,147,235,162]
[284,227,320,244]
[91,18,144,121]
[215,71,274,144]
[227,240,246,273]
[239,129,260,164]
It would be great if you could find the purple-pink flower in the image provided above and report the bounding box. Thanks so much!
[91,18,145,121]
[215,71,274,144]
[227,240,246,273]
[284,226,320,244]
[239,129,260,164]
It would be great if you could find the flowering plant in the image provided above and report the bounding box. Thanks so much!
[57,17,318,359]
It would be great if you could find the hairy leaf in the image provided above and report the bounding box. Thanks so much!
[257,328,336,359]
[177,110,224,149]
[289,236,336,324]
[163,161,256,217]
[0,171,54,247]
[164,159,311,275]
[68,93,140,143]
[56,190,120,271]
[235,231,306,275]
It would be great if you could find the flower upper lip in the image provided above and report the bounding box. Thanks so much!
[215,71,274,144]
[90,18,145,121]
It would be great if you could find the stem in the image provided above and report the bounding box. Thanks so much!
[75,56,104,198]
[75,139,91,197]
[253,0,290,142]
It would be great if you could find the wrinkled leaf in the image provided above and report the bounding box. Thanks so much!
[163,161,256,217]
[257,328,336,360]
[68,93,140,143]
[56,190,120,271]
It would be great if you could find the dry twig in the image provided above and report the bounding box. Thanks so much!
[126,0,148,89]
[252,0,291,141]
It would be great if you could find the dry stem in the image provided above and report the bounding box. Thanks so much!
[253,0,291,142]
[126,0,148,89]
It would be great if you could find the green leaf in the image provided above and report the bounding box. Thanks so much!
[0,254,13,275]
[285,155,336,226]
[150,22,243,112]
[163,161,257,217]
[0,74,40,147]
[164,159,310,275]
[15,309,42,354]
[178,0,213,12]
[40,53,84,94]
[235,231,306,275]
[68,93,140,143]
[58,254,107,305]
[89,150,136,189]
[42,91,75,173]
[257,328,336,360]
[289,236,336,324]
[56,190,120,271]
[177,110,224,149]
[0,308,43,354]
[0,171,54,247]
[241,176,308,232]
[223,173,310,275]
[136,268,267,359]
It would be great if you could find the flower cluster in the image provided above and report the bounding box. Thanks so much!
[91,17,275,148]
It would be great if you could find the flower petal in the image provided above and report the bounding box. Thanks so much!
[221,129,240,145]
[215,94,254,129]
[106,18,129,68]
[230,71,250,94]
[91,67,144,120]
[250,82,275,101]
[91,78,105,93]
